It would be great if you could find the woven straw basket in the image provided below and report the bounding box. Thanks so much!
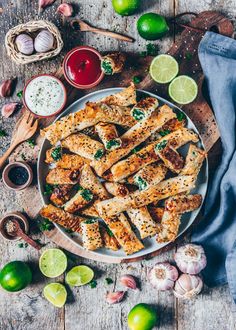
[5,20,64,65]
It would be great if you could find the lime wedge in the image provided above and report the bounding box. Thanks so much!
[66,265,94,287]
[169,75,198,104]
[150,54,179,84]
[43,283,67,308]
[39,249,67,278]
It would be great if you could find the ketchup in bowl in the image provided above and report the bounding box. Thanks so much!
[63,46,104,89]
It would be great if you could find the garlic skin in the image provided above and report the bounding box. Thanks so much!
[173,274,203,299]
[0,79,15,98]
[174,244,207,275]
[120,275,137,290]
[1,103,19,118]
[57,3,74,17]
[148,262,179,291]
[15,34,34,55]
[34,30,54,53]
[106,291,125,304]
[38,0,56,13]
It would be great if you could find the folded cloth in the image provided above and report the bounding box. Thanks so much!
[192,32,236,303]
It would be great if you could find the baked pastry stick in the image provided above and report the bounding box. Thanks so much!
[181,144,206,177]
[130,97,159,121]
[156,211,182,243]
[128,163,167,190]
[40,100,136,145]
[105,182,158,239]
[96,175,196,218]
[154,141,184,173]
[165,194,202,213]
[80,204,99,218]
[101,83,136,106]
[81,219,103,250]
[62,133,105,161]
[95,122,122,150]
[101,53,126,75]
[100,225,120,251]
[148,207,165,223]
[40,204,83,233]
[111,127,199,182]
[64,187,94,213]
[46,152,90,169]
[92,105,176,176]
[46,168,80,185]
[50,185,73,207]
[45,145,63,163]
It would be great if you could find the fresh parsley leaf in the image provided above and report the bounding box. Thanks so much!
[39,218,54,232]
[17,90,23,98]
[132,76,142,84]
[65,228,74,234]
[94,149,104,160]
[18,242,28,248]
[176,112,187,122]
[185,52,193,60]
[159,129,171,137]
[51,146,62,161]
[80,189,93,202]
[131,145,143,154]
[0,129,7,137]
[27,138,36,148]
[89,280,97,288]
[105,278,113,285]
[155,140,168,151]
[106,226,114,237]
[146,43,159,56]
[43,184,54,196]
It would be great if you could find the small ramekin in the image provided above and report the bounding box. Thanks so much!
[2,161,33,191]
[0,212,29,241]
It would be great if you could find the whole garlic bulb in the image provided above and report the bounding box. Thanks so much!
[34,30,54,53]
[15,34,34,55]
[148,262,178,291]
[173,274,203,299]
[174,244,207,274]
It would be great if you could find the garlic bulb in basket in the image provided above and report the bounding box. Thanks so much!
[15,34,34,55]
[174,244,207,274]
[34,30,54,53]
[148,262,178,291]
[173,274,203,299]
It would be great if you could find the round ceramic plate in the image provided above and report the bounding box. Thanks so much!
[38,88,208,262]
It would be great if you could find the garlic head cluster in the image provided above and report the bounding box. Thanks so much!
[173,274,203,299]
[148,262,179,291]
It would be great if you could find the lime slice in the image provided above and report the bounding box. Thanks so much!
[66,265,94,287]
[150,54,179,84]
[169,75,198,104]
[43,283,67,308]
[39,249,67,278]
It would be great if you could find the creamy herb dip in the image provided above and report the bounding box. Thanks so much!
[24,75,65,116]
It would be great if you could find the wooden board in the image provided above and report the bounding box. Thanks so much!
[43,11,234,263]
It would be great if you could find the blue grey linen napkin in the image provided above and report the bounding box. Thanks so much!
[191,31,236,303]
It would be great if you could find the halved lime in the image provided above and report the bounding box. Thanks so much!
[39,249,67,278]
[169,75,198,104]
[66,265,94,287]
[150,54,179,84]
[43,283,67,308]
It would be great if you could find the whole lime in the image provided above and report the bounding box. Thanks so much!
[0,261,32,292]
[137,13,169,40]
[128,303,158,330]
[112,0,140,16]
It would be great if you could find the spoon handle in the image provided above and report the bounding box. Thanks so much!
[0,142,18,170]
[18,230,42,250]
[88,28,134,43]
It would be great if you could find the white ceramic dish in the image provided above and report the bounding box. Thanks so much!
[38,88,208,262]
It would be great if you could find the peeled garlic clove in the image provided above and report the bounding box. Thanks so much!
[148,262,178,291]
[120,275,137,290]
[106,291,125,304]
[57,3,74,17]
[1,103,19,118]
[0,79,15,98]
[173,274,203,299]
[15,34,34,55]
[38,0,56,13]
[174,244,207,275]
[34,30,54,53]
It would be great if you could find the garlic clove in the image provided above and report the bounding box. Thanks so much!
[174,244,207,275]
[15,34,34,55]
[38,0,56,13]
[34,30,54,53]
[148,262,179,291]
[173,274,203,299]
[0,79,15,98]
[1,103,19,118]
[57,3,74,17]
[106,291,125,304]
[120,275,137,290]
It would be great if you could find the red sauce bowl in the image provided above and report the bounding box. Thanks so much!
[63,46,104,89]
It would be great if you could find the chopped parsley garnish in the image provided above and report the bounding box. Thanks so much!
[131,145,143,154]
[84,219,97,225]
[106,139,121,150]
[39,218,54,231]
[176,112,187,122]
[159,129,171,137]
[51,146,62,161]
[105,278,113,285]
[17,90,23,98]
[65,228,74,234]
[132,108,145,121]
[18,242,28,248]
[27,138,36,148]
[89,280,97,288]
[106,226,114,237]
[94,149,104,160]
[135,176,147,191]
[43,184,55,196]
[139,43,159,57]
[185,52,193,60]
[80,189,93,202]
[155,140,168,151]
[101,60,113,75]
[132,76,142,84]
[0,129,7,137]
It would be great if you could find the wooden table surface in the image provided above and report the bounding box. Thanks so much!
[0,1,236,329]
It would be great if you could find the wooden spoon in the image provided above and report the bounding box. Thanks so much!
[70,19,135,43]
[0,111,38,170]
[9,219,42,250]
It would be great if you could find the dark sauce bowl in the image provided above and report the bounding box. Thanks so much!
[2,161,33,191]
